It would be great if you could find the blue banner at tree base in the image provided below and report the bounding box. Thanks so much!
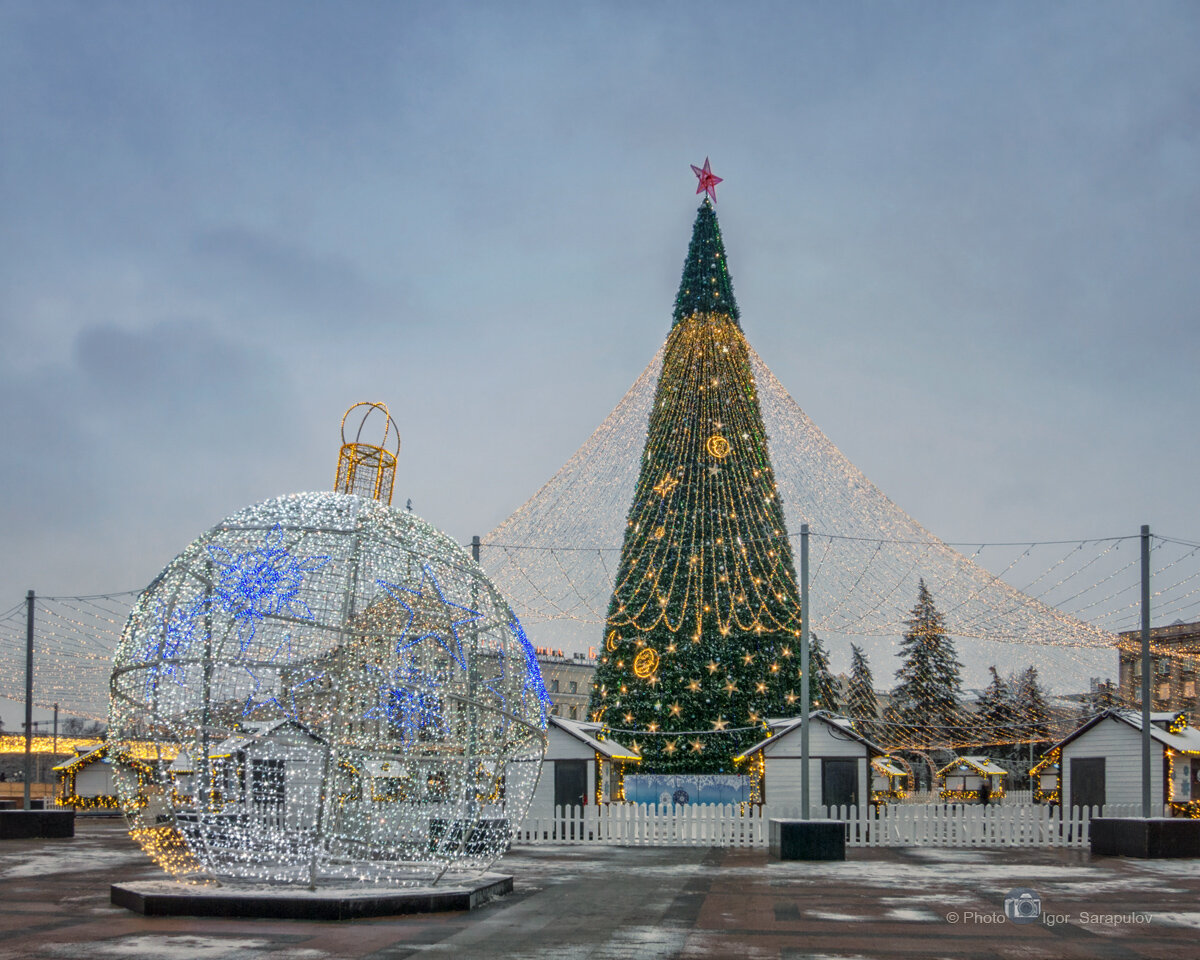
[623,774,751,806]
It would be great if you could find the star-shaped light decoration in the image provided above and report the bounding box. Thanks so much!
[691,157,723,202]
[653,473,680,498]
[376,564,482,672]
[242,635,295,718]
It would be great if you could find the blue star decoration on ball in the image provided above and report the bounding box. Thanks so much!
[691,157,722,202]
[240,634,328,721]
[141,595,209,702]
[375,565,483,672]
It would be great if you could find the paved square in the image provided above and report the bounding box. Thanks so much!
[1,819,1198,959]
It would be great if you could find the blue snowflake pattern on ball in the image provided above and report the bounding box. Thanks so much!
[141,595,209,703]
[363,660,448,743]
[207,524,330,652]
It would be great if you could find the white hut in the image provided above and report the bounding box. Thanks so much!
[54,745,142,810]
[936,756,1008,802]
[522,716,639,818]
[733,712,882,810]
[169,720,324,830]
[870,756,909,803]
[1052,710,1200,815]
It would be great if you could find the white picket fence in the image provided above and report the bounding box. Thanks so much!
[513,801,1160,849]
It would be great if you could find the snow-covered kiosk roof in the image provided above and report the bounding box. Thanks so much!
[733,711,885,761]
[937,755,1008,778]
[552,716,641,761]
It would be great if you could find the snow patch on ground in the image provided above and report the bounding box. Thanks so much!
[1023,876,1183,896]
[806,910,866,921]
[788,861,1098,888]
[880,894,976,907]
[0,846,145,879]
[885,907,943,921]
[1125,860,1200,877]
[1150,912,1200,929]
[42,936,279,959]
[906,849,992,864]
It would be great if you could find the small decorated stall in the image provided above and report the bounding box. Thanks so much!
[1030,748,1061,804]
[55,745,115,809]
[734,711,883,809]
[870,756,909,803]
[55,744,156,811]
[1046,710,1200,816]
[521,716,639,818]
[168,720,325,832]
[936,756,1008,802]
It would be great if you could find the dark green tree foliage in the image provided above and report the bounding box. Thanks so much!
[974,666,1017,748]
[672,200,740,326]
[886,579,963,744]
[809,633,841,713]
[844,643,879,723]
[1011,665,1051,744]
[589,200,802,773]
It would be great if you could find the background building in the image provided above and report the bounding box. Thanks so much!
[1119,621,1200,714]
[536,649,597,721]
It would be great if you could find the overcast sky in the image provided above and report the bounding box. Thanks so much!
[2,0,1197,609]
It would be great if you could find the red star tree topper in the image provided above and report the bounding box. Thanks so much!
[691,157,723,202]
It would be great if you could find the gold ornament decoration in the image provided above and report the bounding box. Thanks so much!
[706,434,730,458]
[606,630,620,651]
[653,473,680,498]
[633,647,660,678]
[334,402,400,504]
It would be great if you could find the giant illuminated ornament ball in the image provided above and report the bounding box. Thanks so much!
[108,403,549,886]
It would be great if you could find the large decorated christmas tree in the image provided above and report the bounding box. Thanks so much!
[589,164,805,773]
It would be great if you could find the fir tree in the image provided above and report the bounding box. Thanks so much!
[588,199,802,772]
[1011,665,1051,744]
[885,579,963,748]
[975,666,1016,746]
[843,643,879,724]
[809,633,841,713]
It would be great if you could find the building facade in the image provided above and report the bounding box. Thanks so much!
[1118,621,1200,714]
[535,649,598,722]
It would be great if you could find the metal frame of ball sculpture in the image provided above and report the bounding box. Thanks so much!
[107,405,549,888]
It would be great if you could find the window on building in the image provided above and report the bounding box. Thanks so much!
[551,679,560,693]
[1156,660,1172,677]
[1186,681,1196,698]
[569,706,577,719]
[1158,683,1171,700]
[569,681,578,694]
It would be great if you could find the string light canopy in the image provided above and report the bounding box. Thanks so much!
[107,410,548,888]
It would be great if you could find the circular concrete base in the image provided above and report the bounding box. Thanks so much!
[111,873,513,920]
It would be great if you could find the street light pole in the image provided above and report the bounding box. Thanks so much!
[1140,525,1152,818]
[23,590,34,811]
[800,524,810,820]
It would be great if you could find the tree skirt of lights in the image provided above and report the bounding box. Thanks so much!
[108,492,548,889]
